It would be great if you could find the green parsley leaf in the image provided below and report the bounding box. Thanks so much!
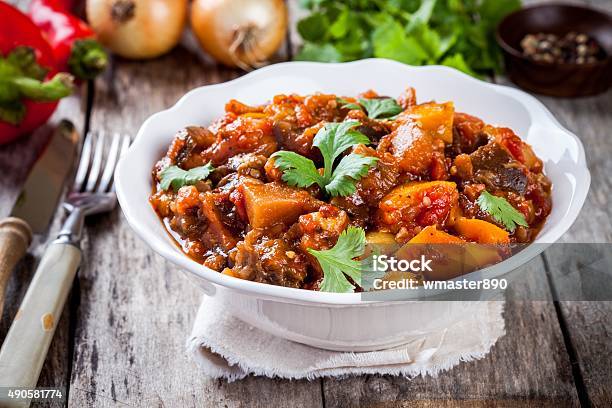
[342,102,362,110]
[338,97,402,119]
[338,97,363,111]
[313,121,371,179]
[477,191,528,232]
[272,121,378,197]
[271,150,324,189]
[297,12,329,42]
[371,18,428,65]
[308,226,366,293]
[326,153,379,197]
[295,43,343,62]
[360,98,403,119]
[329,7,350,39]
[441,53,479,78]
[405,0,437,33]
[159,163,215,191]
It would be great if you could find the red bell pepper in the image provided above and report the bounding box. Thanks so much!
[29,0,108,80]
[0,2,73,145]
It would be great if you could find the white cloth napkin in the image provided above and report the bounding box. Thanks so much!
[187,296,505,381]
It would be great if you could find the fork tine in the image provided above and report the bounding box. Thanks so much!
[110,134,131,192]
[85,130,106,192]
[73,131,94,192]
[96,132,121,193]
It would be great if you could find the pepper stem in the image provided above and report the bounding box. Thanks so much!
[13,73,74,101]
[69,39,109,80]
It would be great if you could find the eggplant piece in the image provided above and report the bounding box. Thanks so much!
[228,228,309,288]
[346,109,391,144]
[469,142,528,195]
[170,126,215,167]
[272,120,318,159]
[346,145,400,208]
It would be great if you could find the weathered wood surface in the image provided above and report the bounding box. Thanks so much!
[519,2,612,407]
[537,89,612,408]
[0,0,610,406]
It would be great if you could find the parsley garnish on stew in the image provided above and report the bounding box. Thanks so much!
[272,121,378,197]
[360,98,403,119]
[159,163,215,191]
[308,226,366,293]
[340,97,403,119]
[337,97,361,111]
[477,191,528,232]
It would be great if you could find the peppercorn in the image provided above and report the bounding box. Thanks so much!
[520,31,606,64]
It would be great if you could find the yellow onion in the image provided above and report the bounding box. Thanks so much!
[86,0,188,59]
[191,0,287,70]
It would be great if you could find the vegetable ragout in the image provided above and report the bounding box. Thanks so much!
[150,88,552,292]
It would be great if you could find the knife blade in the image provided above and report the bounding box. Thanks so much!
[10,121,80,233]
[0,120,80,316]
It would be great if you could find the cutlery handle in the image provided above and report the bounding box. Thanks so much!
[0,242,81,396]
[0,217,32,317]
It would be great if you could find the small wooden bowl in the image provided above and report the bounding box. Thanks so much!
[496,3,612,97]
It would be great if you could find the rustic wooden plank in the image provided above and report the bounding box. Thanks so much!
[534,88,612,407]
[481,80,612,406]
[551,1,612,404]
[486,0,612,402]
[67,47,323,407]
[502,1,612,399]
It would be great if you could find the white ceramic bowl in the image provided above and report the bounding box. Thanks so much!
[115,59,590,351]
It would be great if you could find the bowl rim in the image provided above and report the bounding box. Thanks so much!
[115,58,590,305]
[495,2,612,67]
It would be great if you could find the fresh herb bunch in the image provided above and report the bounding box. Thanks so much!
[272,120,378,197]
[295,0,521,77]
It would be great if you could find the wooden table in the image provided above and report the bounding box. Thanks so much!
[2,0,611,406]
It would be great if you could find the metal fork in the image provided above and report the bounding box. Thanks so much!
[58,130,131,246]
[0,130,131,398]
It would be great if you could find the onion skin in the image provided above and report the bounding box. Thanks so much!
[190,0,287,69]
[86,0,187,59]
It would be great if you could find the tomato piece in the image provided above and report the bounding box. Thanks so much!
[377,181,459,237]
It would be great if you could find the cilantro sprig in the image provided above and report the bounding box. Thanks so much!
[272,121,378,197]
[339,97,403,119]
[159,163,215,191]
[308,226,366,293]
[477,191,528,232]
